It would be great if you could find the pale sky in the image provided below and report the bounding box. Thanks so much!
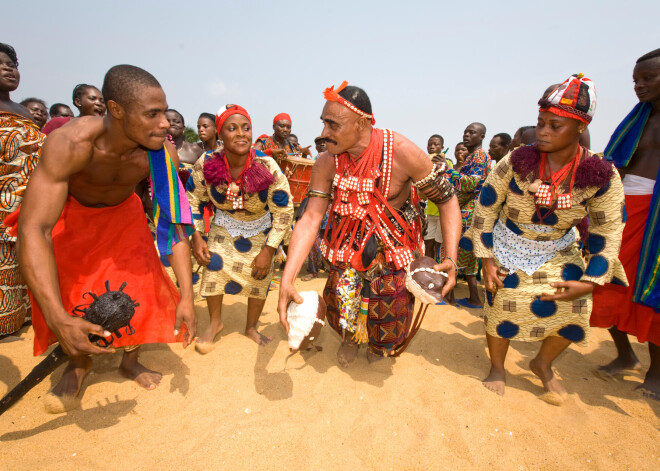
[5,0,659,156]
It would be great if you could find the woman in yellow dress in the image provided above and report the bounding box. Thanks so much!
[187,105,293,351]
[466,74,627,405]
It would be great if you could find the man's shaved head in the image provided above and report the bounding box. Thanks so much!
[102,64,161,108]
[637,48,660,64]
[338,85,373,115]
[469,122,486,135]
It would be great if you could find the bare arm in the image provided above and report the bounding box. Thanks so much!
[277,152,333,332]
[17,125,113,356]
[393,133,461,295]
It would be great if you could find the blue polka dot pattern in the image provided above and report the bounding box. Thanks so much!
[611,277,627,286]
[160,253,171,267]
[234,237,252,253]
[197,203,207,214]
[263,226,272,235]
[594,181,610,198]
[272,190,289,207]
[211,186,226,204]
[225,281,242,294]
[587,234,606,254]
[558,324,585,342]
[185,177,195,192]
[562,263,583,281]
[585,255,609,277]
[479,184,498,207]
[481,232,493,249]
[496,321,519,338]
[502,272,519,289]
[486,290,494,307]
[202,235,208,242]
[532,207,558,226]
[622,202,627,223]
[458,236,473,252]
[509,178,523,195]
[192,272,200,284]
[193,213,202,221]
[505,218,523,235]
[207,252,223,271]
[259,189,268,203]
[531,299,557,318]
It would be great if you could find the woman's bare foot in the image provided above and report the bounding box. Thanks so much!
[245,326,271,345]
[482,366,506,396]
[595,356,642,380]
[195,321,224,354]
[119,349,162,390]
[45,355,92,413]
[530,357,567,406]
[301,273,318,282]
[337,337,358,368]
[366,347,386,364]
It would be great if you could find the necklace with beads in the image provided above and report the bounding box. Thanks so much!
[223,152,252,210]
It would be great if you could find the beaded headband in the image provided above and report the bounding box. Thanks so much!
[323,80,376,125]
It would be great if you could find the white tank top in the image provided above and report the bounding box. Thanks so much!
[622,174,655,195]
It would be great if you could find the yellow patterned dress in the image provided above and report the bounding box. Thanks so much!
[186,151,293,299]
[0,112,43,334]
[465,146,627,346]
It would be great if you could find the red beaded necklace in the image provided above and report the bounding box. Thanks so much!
[223,151,252,210]
[535,146,582,210]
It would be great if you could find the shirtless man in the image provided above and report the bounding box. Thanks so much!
[166,108,203,167]
[590,48,660,399]
[278,82,461,365]
[17,65,196,412]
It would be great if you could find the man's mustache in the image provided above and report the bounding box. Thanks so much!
[324,138,337,145]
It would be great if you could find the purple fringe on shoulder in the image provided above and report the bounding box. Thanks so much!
[510,145,614,189]
[203,150,274,193]
[510,145,541,179]
[573,155,614,189]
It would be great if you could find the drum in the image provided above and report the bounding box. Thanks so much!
[277,155,314,205]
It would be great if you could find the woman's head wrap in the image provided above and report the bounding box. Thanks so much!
[539,73,596,124]
[215,104,251,133]
[273,113,291,125]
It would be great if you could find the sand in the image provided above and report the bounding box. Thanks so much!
[0,276,658,470]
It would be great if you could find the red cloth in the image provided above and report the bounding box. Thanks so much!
[31,194,184,355]
[590,194,659,344]
[272,113,291,124]
[41,116,72,135]
[215,105,251,134]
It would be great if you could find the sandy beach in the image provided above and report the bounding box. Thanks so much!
[0,275,658,470]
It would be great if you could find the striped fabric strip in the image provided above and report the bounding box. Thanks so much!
[148,146,194,255]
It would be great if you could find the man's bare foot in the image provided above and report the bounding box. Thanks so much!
[245,326,271,345]
[337,337,358,368]
[636,374,660,401]
[482,366,506,396]
[530,357,567,406]
[366,348,385,364]
[595,356,642,380]
[45,355,92,413]
[195,321,224,354]
[119,350,161,390]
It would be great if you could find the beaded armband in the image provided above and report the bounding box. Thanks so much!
[413,163,454,205]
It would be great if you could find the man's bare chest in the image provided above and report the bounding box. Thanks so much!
[75,152,151,188]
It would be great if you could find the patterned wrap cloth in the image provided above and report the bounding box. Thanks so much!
[445,147,491,274]
[186,151,293,299]
[0,112,43,334]
[465,147,627,346]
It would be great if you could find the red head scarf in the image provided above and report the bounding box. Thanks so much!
[215,104,251,134]
[273,113,291,125]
